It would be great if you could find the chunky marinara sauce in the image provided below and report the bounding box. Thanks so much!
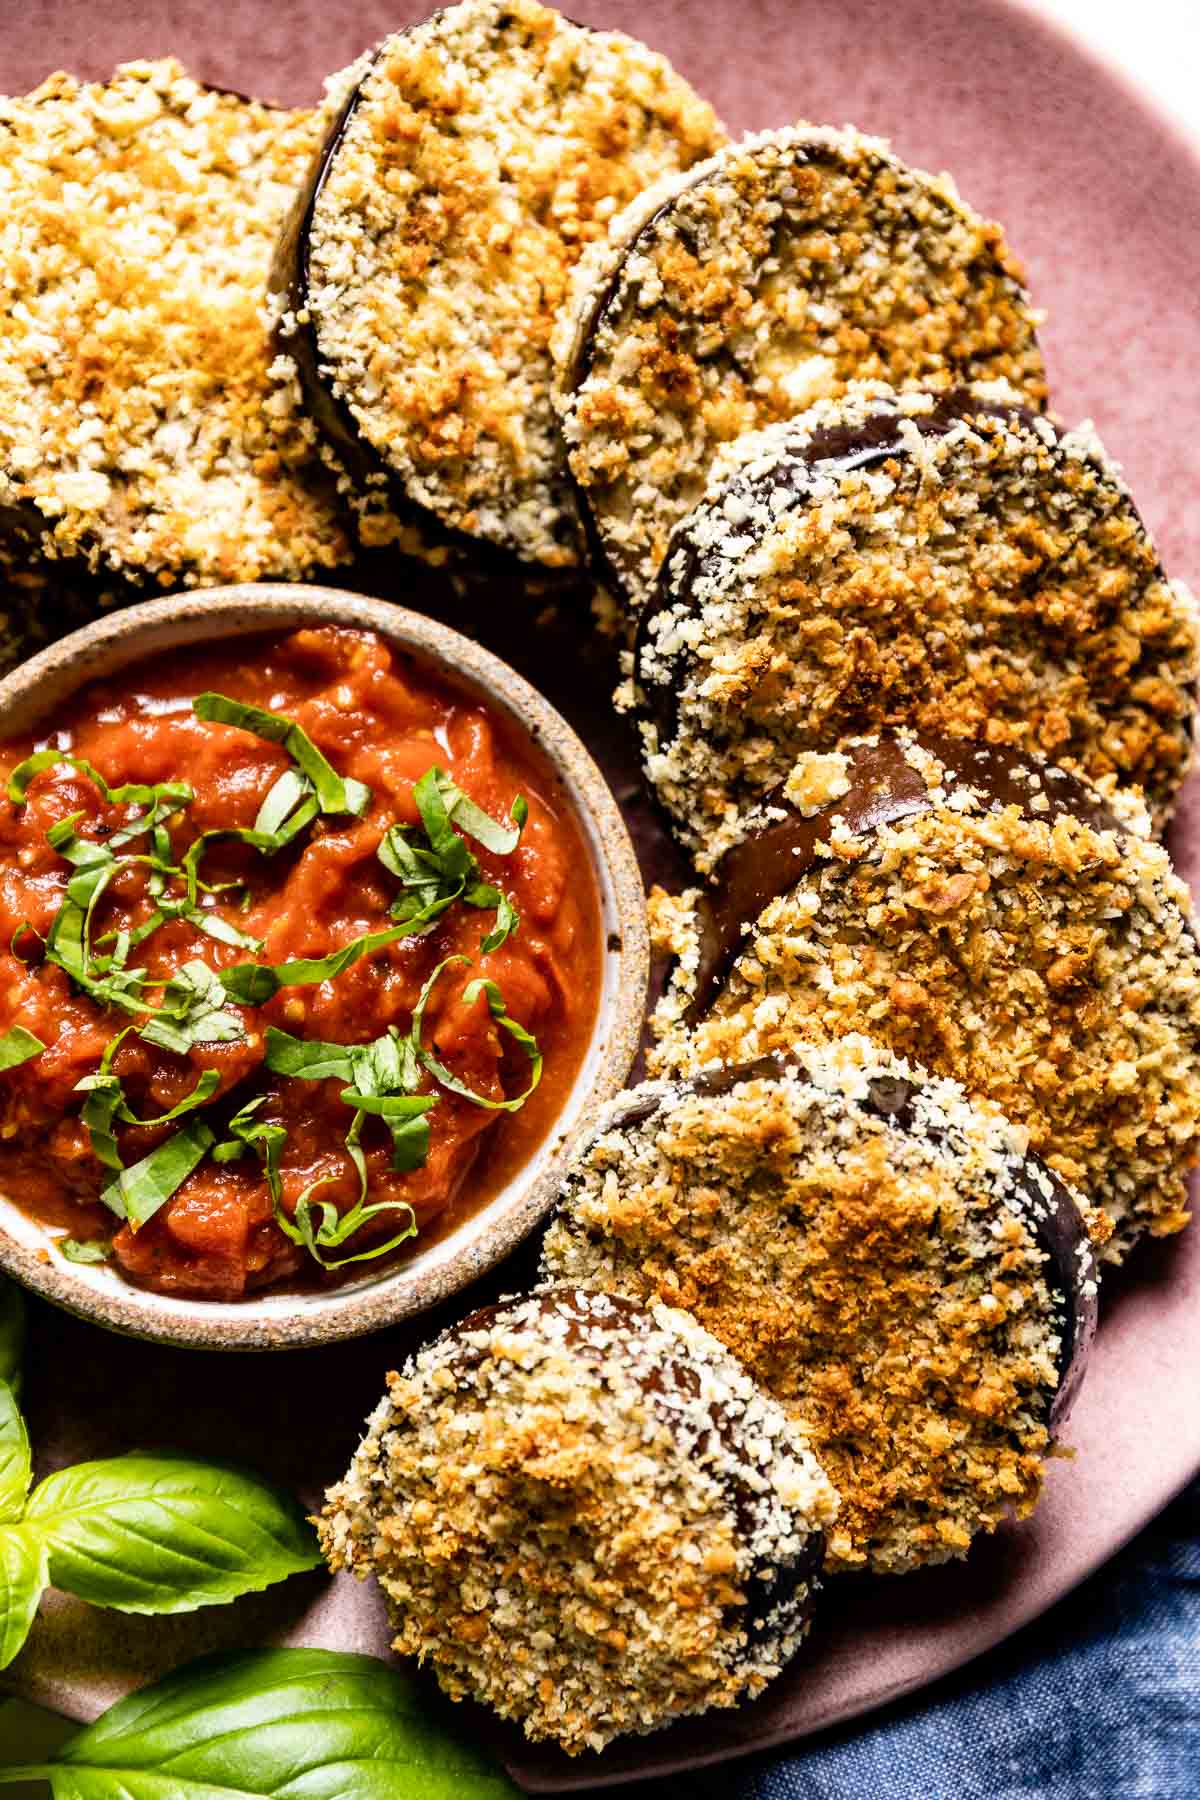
[0,627,602,1300]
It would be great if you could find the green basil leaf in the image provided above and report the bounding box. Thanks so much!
[193,693,370,819]
[58,1238,112,1265]
[0,1526,48,1672]
[0,1280,24,1400]
[0,1026,45,1072]
[220,922,412,1005]
[253,765,311,837]
[100,1119,215,1228]
[0,1647,520,1796]
[340,1091,435,1120]
[379,1110,432,1175]
[21,1452,320,1615]
[0,1382,31,1523]
[262,1028,355,1083]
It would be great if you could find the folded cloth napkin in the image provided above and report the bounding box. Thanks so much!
[614,1479,1199,1800]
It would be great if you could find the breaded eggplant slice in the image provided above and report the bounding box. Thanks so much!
[632,386,1198,868]
[648,734,1200,1263]
[318,1285,836,1754]
[0,60,352,588]
[541,1039,1098,1576]
[280,0,724,571]
[555,125,1046,610]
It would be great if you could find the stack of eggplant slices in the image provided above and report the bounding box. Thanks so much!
[3,0,1199,1762]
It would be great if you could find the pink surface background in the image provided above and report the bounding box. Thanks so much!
[3,0,1200,1789]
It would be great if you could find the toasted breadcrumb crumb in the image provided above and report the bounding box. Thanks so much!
[650,735,1200,1262]
[319,1285,836,1752]
[556,126,1045,608]
[0,60,354,586]
[543,1038,1095,1574]
[634,385,1198,868]
[299,0,724,567]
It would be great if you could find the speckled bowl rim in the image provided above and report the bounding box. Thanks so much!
[0,585,649,1351]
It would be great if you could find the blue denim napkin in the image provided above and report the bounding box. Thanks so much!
[619,1479,1199,1800]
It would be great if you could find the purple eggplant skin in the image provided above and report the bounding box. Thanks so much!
[683,734,1122,1028]
[557,1054,1097,1439]
[435,1283,825,1645]
[268,36,582,583]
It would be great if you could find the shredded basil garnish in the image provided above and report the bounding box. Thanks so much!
[58,1238,112,1265]
[99,1118,216,1230]
[138,961,244,1055]
[0,1027,45,1073]
[77,1029,222,1187]
[219,923,416,1005]
[6,750,193,818]
[6,721,548,1273]
[378,767,524,949]
[403,957,542,1114]
[192,693,371,821]
[257,1027,433,1268]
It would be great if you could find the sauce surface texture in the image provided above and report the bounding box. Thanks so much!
[0,626,602,1299]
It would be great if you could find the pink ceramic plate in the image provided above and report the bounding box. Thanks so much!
[4,0,1200,1790]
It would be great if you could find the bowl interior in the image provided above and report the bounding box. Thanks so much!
[0,586,648,1350]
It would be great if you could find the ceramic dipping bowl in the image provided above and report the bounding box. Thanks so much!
[0,585,648,1350]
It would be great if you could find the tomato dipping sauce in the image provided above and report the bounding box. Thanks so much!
[0,626,602,1300]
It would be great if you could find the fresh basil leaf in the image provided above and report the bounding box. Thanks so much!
[77,1074,124,1174]
[193,693,371,819]
[58,1238,113,1265]
[0,1280,24,1400]
[479,891,520,954]
[0,1647,520,1796]
[0,1382,30,1524]
[78,1030,220,1178]
[287,1107,417,1271]
[253,765,311,837]
[220,922,412,1004]
[412,767,475,883]
[20,1452,320,1615]
[100,1119,215,1228]
[0,1027,44,1072]
[0,1527,47,1672]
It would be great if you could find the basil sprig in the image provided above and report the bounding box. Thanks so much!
[379,765,525,949]
[0,1368,320,1672]
[0,1027,44,1072]
[0,1649,520,1797]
